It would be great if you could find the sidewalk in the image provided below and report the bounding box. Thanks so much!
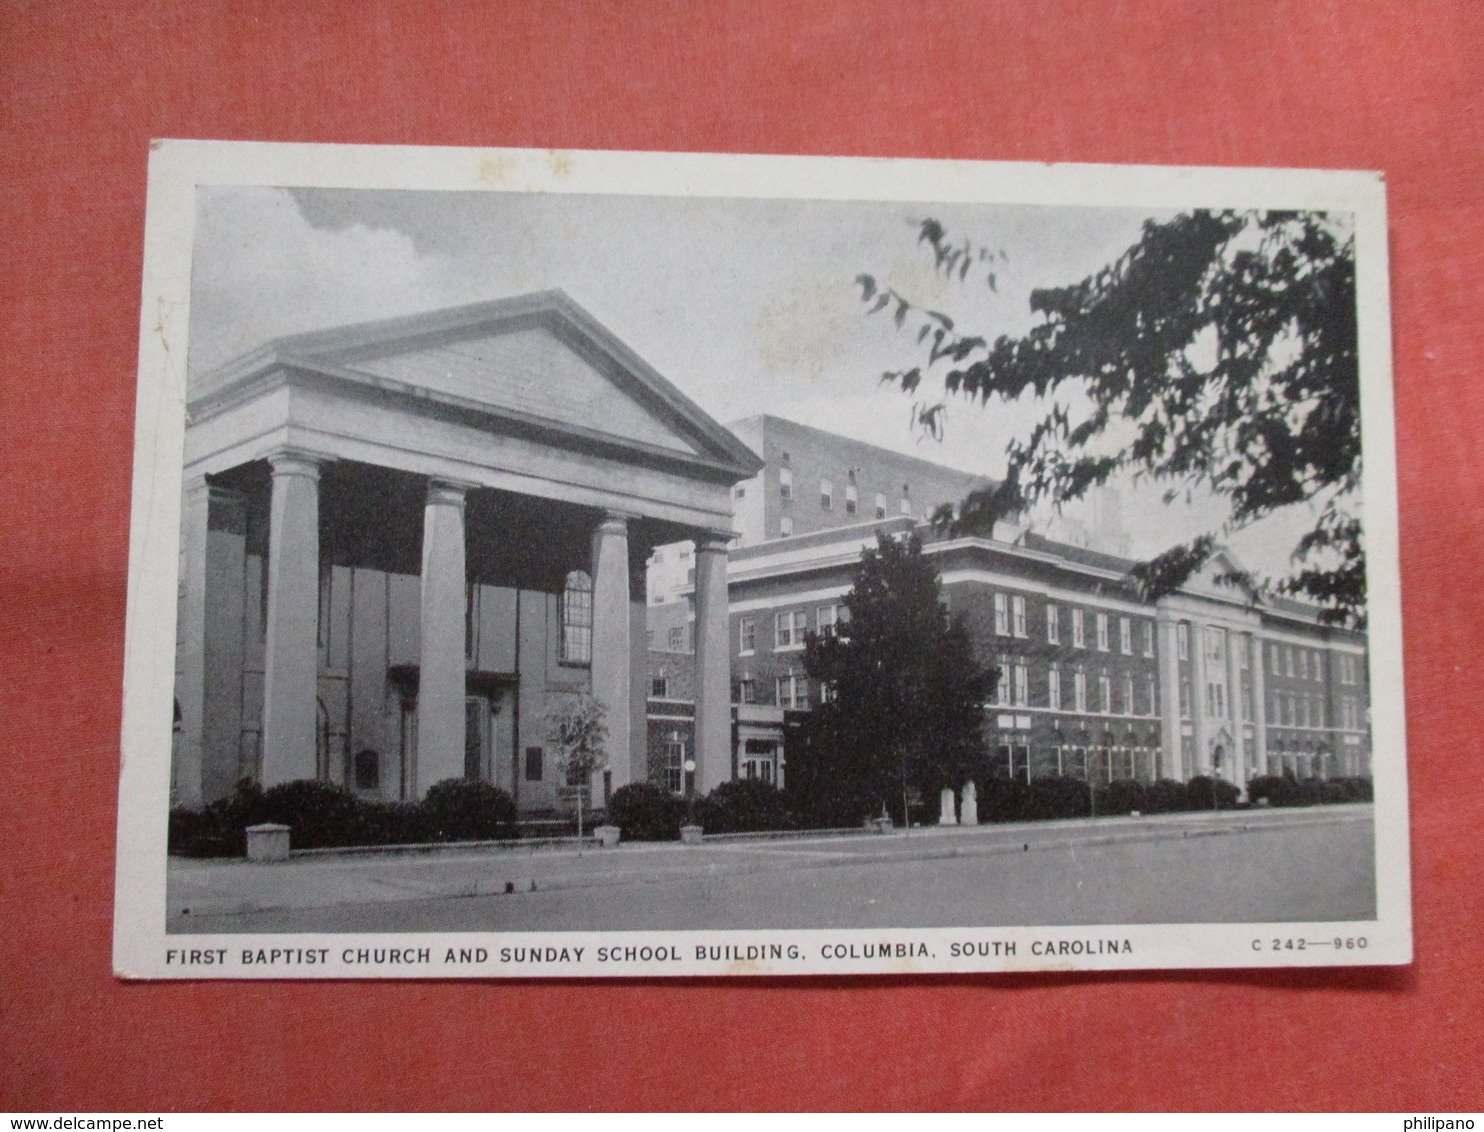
[168,804,1373,923]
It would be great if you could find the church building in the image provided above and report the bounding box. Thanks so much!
[171,291,762,812]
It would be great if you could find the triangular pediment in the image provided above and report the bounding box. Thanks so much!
[338,322,701,456]
[195,291,763,479]
[1183,548,1260,603]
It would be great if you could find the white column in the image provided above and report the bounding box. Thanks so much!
[1227,629,1251,795]
[693,532,733,793]
[590,513,632,793]
[416,479,469,795]
[173,477,211,808]
[1251,632,1270,776]
[1155,610,1182,781]
[261,451,323,787]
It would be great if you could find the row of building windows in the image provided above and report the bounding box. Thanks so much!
[992,660,1160,717]
[737,606,848,654]
[996,594,1156,657]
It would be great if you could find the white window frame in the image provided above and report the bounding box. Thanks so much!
[739,617,755,655]
[1073,669,1088,713]
[774,609,807,650]
[779,515,793,538]
[874,492,887,520]
[1047,605,1060,645]
[1012,595,1027,638]
[820,477,833,510]
[994,592,1009,636]
[1048,665,1061,711]
[778,466,793,501]
[1096,613,1109,652]
[1013,662,1028,707]
[1119,617,1132,655]
[1072,608,1086,649]
[1142,621,1155,658]
[816,604,839,639]
[844,482,858,515]
[1099,672,1112,714]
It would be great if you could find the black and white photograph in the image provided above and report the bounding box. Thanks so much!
[115,143,1410,977]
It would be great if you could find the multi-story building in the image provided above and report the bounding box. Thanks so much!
[646,420,1372,803]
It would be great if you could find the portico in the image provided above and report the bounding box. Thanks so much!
[173,291,761,810]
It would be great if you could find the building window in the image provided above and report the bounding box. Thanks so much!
[1012,595,1027,638]
[817,604,839,638]
[667,625,684,651]
[1096,613,1109,652]
[1048,665,1061,711]
[524,746,543,782]
[1286,646,1296,678]
[1099,672,1112,714]
[1142,622,1154,657]
[734,484,746,500]
[819,681,835,704]
[775,610,807,649]
[1047,605,1060,645]
[1119,617,1132,655]
[874,492,887,520]
[1072,609,1086,648]
[664,734,685,794]
[354,748,380,792]
[1146,676,1158,717]
[1123,675,1134,716]
[738,677,756,704]
[1013,662,1028,707]
[1177,622,1189,661]
[560,570,593,665]
[994,656,1011,706]
[779,466,793,501]
[845,482,858,515]
[820,478,833,510]
[1270,642,1281,674]
[1074,668,1088,713]
[1313,651,1325,683]
[994,593,1009,635]
[900,496,912,516]
[739,617,755,654]
[779,516,793,538]
[776,672,808,709]
[651,674,669,698]
[1299,649,1310,681]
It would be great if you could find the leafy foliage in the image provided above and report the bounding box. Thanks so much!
[542,692,610,837]
[607,782,686,841]
[799,532,994,825]
[695,778,796,834]
[419,778,518,842]
[859,211,1366,627]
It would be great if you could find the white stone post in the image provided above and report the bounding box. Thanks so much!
[590,513,633,795]
[939,786,958,826]
[261,451,323,788]
[960,781,979,826]
[416,479,469,795]
[693,532,733,794]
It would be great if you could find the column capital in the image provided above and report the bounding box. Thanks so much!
[694,529,737,555]
[267,448,330,480]
[596,511,637,535]
[426,478,476,508]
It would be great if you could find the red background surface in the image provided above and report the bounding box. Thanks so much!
[2,0,1481,1112]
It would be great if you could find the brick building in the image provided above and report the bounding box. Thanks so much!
[645,419,1371,804]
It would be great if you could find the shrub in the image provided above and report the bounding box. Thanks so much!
[1095,778,1147,816]
[1024,776,1090,821]
[419,779,518,842]
[1184,775,1240,811]
[979,777,1032,823]
[1142,779,1189,814]
[1247,775,1302,806]
[696,779,794,834]
[608,782,686,841]
[255,779,366,849]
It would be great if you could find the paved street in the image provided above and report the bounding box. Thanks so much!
[168,805,1375,934]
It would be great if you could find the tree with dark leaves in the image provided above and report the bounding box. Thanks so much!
[800,531,994,826]
[858,210,1364,628]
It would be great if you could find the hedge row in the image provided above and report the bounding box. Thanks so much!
[169,778,518,857]
[1247,775,1373,807]
[607,779,797,841]
[972,775,1241,822]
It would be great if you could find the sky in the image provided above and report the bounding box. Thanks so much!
[186,184,1323,581]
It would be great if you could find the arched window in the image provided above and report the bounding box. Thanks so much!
[561,570,593,665]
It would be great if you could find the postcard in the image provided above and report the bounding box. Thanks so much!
[115,142,1409,977]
